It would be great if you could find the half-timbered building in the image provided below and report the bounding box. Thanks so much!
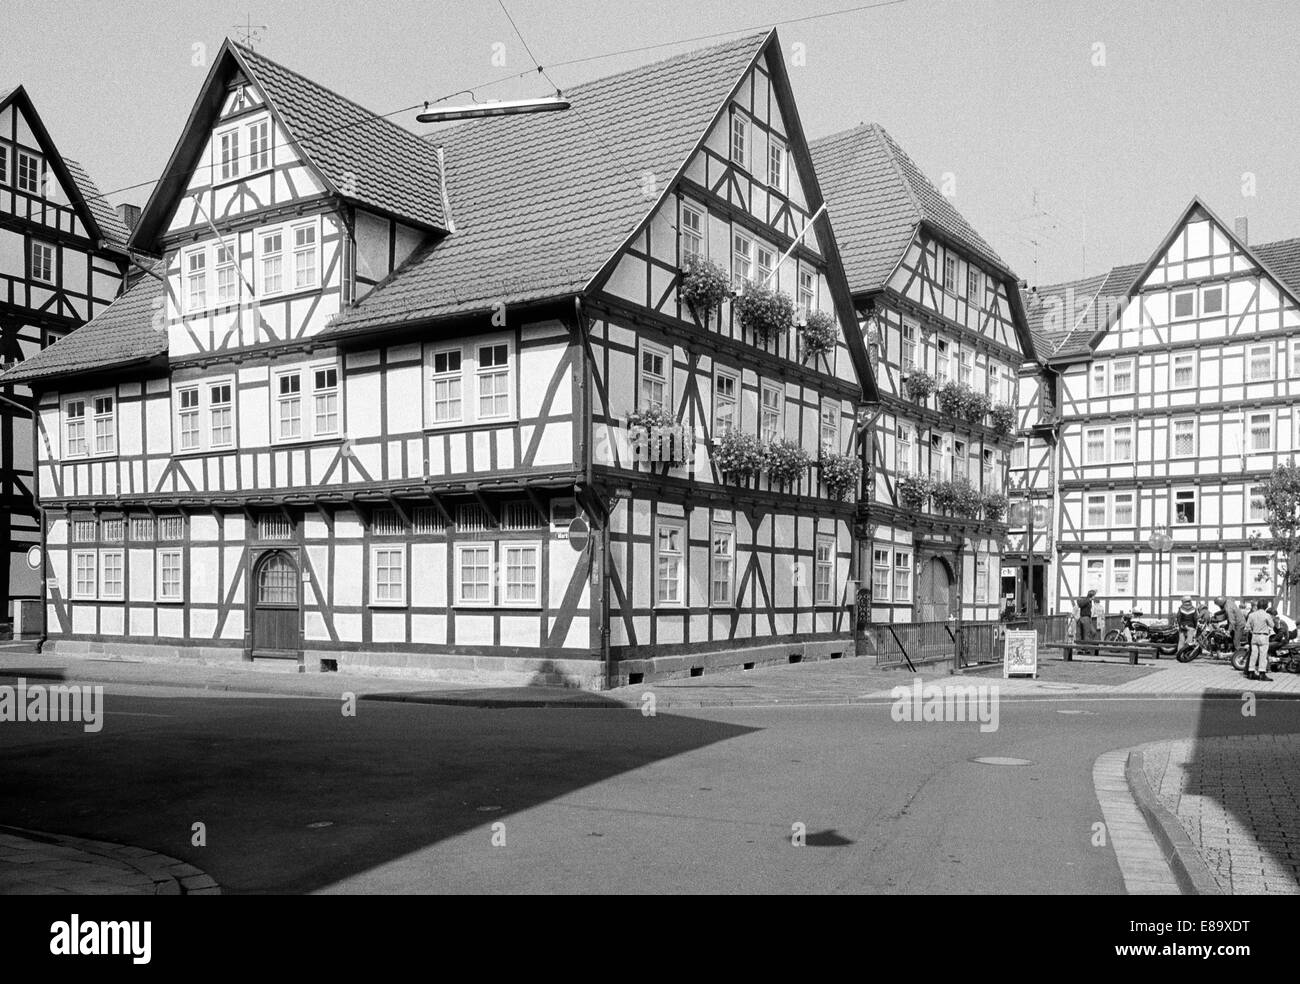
[2,31,874,687]
[0,85,130,632]
[812,124,1033,625]
[1024,198,1300,618]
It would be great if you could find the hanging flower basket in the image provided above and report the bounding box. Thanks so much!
[734,282,796,342]
[962,390,992,424]
[989,402,1017,436]
[896,473,933,510]
[904,369,936,402]
[763,439,812,487]
[627,405,676,432]
[679,258,731,319]
[981,491,1010,522]
[712,429,765,481]
[950,478,982,518]
[937,380,967,418]
[819,451,862,501]
[799,310,838,359]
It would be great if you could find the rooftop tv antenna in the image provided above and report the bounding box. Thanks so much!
[235,15,269,49]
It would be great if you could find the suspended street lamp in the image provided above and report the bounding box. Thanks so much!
[417,95,570,123]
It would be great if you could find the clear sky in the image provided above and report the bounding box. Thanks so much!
[3,0,1297,287]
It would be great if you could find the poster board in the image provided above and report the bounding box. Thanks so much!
[1003,629,1039,679]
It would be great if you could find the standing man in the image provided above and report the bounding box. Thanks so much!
[1245,599,1274,682]
[1218,595,1246,656]
[1078,589,1098,643]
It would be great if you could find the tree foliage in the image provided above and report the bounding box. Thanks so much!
[1257,463,1300,590]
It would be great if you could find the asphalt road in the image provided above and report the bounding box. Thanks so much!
[1,679,1297,893]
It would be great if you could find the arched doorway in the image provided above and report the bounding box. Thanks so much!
[252,550,300,654]
[916,556,954,622]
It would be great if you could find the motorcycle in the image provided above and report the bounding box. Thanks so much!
[1176,620,1247,670]
[1105,610,1180,655]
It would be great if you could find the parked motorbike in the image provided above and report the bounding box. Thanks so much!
[1105,610,1179,655]
[1176,620,1247,670]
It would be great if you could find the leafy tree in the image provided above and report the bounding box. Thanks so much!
[1254,463,1300,608]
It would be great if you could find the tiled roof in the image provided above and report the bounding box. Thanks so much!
[322,31,770,336]
[233,42,446,232]
[1250,237,1300,297]
[64,157,131,249]
[0,273,166,384]
[810,123,1010,296]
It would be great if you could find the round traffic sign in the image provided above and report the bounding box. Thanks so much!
[26,545,42,570]
[567,516,589,552]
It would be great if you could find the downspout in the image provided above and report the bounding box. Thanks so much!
[575,296,611,688]
[33,394,47,653]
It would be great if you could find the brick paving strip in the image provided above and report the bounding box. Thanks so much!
[1140,735,1300,895]
[0,826,220,896]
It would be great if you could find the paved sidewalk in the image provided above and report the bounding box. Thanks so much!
[0,826,220,895]
[1141,735,1300,895]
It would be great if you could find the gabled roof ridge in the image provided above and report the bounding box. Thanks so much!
[870,123,924,227]
[232,41,438,158]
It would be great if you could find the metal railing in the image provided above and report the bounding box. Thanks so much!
[860,612,1114,669]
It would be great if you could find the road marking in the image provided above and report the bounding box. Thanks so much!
[971,756,1033,766]
[104,712,175,719]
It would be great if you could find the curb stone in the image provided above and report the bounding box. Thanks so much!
[1124,751,1224,896]
[0,825,221,896]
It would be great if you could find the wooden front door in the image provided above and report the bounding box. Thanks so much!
[253,550,300,654]
[917,557,953,622]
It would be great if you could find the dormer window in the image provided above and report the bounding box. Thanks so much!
[943,255,957,293]
[16,150,42,195]
[768,139,787,193]
[730,114,748,170]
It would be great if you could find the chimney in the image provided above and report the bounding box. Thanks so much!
[1234,215,1248,245]
[116,203,141,233]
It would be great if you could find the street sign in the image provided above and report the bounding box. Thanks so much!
[26,545,42,570]
[1003,629,1038,679]
[567,516,589,552]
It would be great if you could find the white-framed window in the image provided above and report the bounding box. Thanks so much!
[0,145,7,185]
[64,399,88,458]
[896,423,914,475]
[893,551,912,603]
[1111,422,1134,463]
[1113,491,1135,527]
[638,341,670,412]
[1085,494,1107,528]
[901,320,917,372]
[16,150,42,194]
[216,244,238,305]
[1085,427,1106,465]
[247,118,271,172]
[814,535,835,605]
[730,113,748,170]
[1174,488,1197,525]
[430,347,463,424]
[370,545,407,607]
[1090,362,1107,397]
[872,548,891,602]
[982,448,995,491]
[1085,559,1105,594]
[1249,484,1267,523]
[819,400,839,452]
[71,519,97,542]
[1248,343,1273,382]
[276,371,302,440]
[29,240,54,284]
[967,267,981,302]
[680,202,704,265]
[455,544,494,606]
[72,550,97,600]
[185,246,207,313]
[732,231,753,283]
[1011,438,1027,470]
[713,366,737,436]
[760,382,783,442]
[1172,289,1196,320]
[768,138,787,193]
[313,366,339,436]
[1111,358,1135,395]
[958,349,972,387]
[935,339,950,384]
[953,439,967,481]
[798,269,815,317]
[710,522,734,607]
[157,549,184,602]
[292,221,318,291]
[975,557,988,603]
[943,255,957,292]
[655,519,685,606]
[99,549,124,601]
[1248,553,1273,589]
[217,126,240,182]
[502,542,541,606]
[158,515,186,541]
[209,381,234,448]
[93,395,115,454]
[1172,352,1196,389]
[130,517,155,542]
[1291,339,1300,377]
[1201,284,1225,316]
[1172,417,1196,457]
[1174,554,1197,594]
[259,229,283,295]
[1112,557,1133,596]
[1249,411,1273,452]
[755,244,776,287]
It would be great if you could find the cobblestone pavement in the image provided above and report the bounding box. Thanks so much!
[1141,735,1300,895]
[0,827,220,895]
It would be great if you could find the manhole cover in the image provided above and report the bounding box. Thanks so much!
[475,805,503,812]
[306,821,334,829]
[1055,709,1095,715]
[971,756,1034,767]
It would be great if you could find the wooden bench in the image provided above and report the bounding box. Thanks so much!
[1040,640,1166,666]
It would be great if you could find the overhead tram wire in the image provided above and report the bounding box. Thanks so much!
[74,0,913,221]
